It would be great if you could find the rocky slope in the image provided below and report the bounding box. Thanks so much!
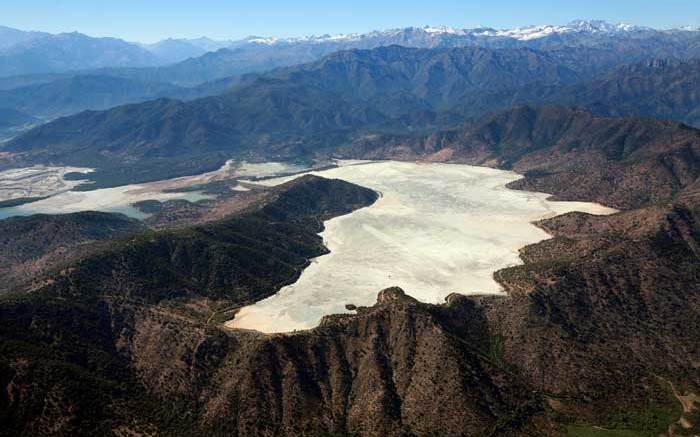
[3,198,697,436]
[0,175,380,436]
[347,105,700,209]
[193,180,700,436]
[487,198,700,435]
[443,58,700,126]
[0,211,146,292]
[195,287,555,437]
[543,59,700,128]
[2,118,700,436]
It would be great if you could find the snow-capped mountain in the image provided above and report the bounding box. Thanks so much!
[221,19,670,47]
[110,18,699,86]
[142,19,659,51]
[472,19,651,41]
[1,20,697,83]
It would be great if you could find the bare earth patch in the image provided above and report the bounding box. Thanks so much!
[0,165,92,201]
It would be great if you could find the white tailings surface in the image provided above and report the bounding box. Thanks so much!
[0,161,309,218]
[229,160,616,333]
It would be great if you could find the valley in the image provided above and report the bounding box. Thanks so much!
[0,160,310,219]
[0,158,617,335]
[1,12,700,437]
[231,160,615,332]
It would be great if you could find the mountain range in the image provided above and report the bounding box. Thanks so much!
[95,20,700,86]
[0,75,184,118]
[0,32,163,77]
[2,18,700,437]
[2,108,699,436]
[0,19,697,129]
[542,58,700,127]
[1,20,699,81]
[147,19,696,52]
[6,44,700,188]
[0,45,604,184]
[4,45,700,128]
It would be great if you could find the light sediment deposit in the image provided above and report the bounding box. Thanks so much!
[230,161,617,333]
[0,161,310,219]
[0,165,93,202]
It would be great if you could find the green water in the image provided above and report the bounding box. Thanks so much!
[0,190,215,221]
[0,207,32,220]
[104,205,150,219]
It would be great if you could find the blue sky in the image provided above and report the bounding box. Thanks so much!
[4,0,700,43]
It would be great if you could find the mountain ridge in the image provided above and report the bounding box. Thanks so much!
[1,153,698,436]
[0,31,164,77]
[347,104,700,209]
[158,19,690,48]
[6,44,700,192]
[0,74,185,118]
[2,18,692,86]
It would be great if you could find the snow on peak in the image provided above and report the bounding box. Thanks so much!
[566,19,646,33]
[232,20,679,47]
[675,25,700,32]
[472,19,648,41]
[421,25,467,36]
[245,36,282,45]
[243,32,361,45]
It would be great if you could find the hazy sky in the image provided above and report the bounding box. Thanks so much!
[4,0,700,43]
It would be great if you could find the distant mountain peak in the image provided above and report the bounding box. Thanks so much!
[472,19,650,41]
[420,25,467,35]
[566,19,643,32]
[223,19,665,47]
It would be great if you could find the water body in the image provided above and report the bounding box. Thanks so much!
[0,185,214,219]
[0,161,308,220]
[229,161,617,333]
